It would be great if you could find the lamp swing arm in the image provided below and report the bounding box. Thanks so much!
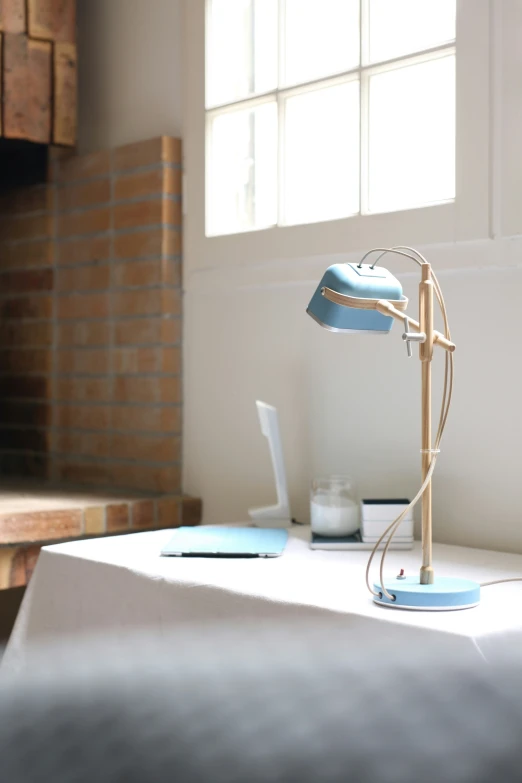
[320,288,456,354]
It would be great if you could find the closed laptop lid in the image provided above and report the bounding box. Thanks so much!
[161,526,288,557]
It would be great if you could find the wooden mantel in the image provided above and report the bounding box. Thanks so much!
[0,0,77,146]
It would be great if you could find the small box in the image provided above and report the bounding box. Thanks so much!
[361,499,413,543]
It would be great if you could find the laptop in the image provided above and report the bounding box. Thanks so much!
[161,526,288,558]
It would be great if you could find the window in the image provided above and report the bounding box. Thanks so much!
[205,0,456,237]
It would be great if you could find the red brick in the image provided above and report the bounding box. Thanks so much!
[57,431,109,458]
[162,198,182,226]
[113,376,160,404]
[56,149,110,182]
[112,377,178,408]
[111,464,181,493]
[157,497,181,528]
[0,268,53,294]
[113,347,160,374]
[55,405,110,429]
[163,229,181,256]
[0,295,52,320]
[106,503,129,532]
[162,347,181,374]
[114,318,161,345]
[112,288,162,317]
[56,236,110,265]
[57,179,111,211]
[113,199,163,231]
[162,138,182,165]
[0,240,53,270]
[111,433,180,462]
[161,318,181,345]
[131,500,155,529]
[163,167,182,195]
[56,263,110,291]
[8,549,27,588]
[113,228,163,259]
[114,169,163,201]
[57,292,109,319]
[182,497,202,526]
[57,207,110,238]
[162,258,181,286]
[0,321,52,347]
[57,348,109,374]
[113,259,162,288]
[0,213,52,242]
[160,377,181,404]
[55,460,111,486]
[112,138,163,171]
[57,321,110,347]
[0,509,83,545]
[56,377,110,402]
[24,546,41,582]
[111,405,181,433]
[84,507,105,535]
[0,185,51,215]
[162,289,181,316]
[0,348,52,374]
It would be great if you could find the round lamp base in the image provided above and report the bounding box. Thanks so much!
[373,576,480,611]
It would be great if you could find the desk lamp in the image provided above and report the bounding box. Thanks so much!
[307,246,480,610]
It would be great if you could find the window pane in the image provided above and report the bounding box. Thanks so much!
[283,0,359,86]
[206,0,278,107]
[283,81,360,226]
[207,103,277,236]
[368,0,456,63]
[367,55,455,214]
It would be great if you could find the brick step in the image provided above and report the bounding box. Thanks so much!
[0,479,201,589]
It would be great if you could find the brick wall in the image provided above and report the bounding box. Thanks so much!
[0,137,182,494]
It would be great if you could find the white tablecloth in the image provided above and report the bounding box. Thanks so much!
[4,526,522,671]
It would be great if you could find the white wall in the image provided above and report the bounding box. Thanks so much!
[183,257,522,553]
[77,0,183,153]
[183,1,522,553]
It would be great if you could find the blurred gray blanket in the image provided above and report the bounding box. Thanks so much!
[0,621,521,783]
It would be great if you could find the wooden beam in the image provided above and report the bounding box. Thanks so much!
[53,41,77,146]
[3,33,52,143]
[0,0,27,34]
[28,0,75,42]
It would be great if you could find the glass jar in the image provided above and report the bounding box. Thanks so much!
[310,475,359,537]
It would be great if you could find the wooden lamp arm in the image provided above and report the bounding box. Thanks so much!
[375,300,455,353]
[320,287,455,353]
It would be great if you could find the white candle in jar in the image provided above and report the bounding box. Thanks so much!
[311,495,359,537]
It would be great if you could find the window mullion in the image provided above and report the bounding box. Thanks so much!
[360,0,369,215]
[360,70,369,216]
[277,0,285,225]
[278,93,285,227]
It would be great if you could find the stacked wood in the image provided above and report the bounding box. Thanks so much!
[0,0,76,146]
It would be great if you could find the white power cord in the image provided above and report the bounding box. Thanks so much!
[363,247,453,600]
[364,246,522,595]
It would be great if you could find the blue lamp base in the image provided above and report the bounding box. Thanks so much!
[373,576,480,611]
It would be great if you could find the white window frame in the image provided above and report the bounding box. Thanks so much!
[183,0,491,279]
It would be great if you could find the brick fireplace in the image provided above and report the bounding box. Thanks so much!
[0,136,201,591]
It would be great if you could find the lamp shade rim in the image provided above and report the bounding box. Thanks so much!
[306,308,389,334]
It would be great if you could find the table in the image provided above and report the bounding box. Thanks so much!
[4,526,522,672]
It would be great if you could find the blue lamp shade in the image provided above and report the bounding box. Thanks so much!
[307,263,404,333]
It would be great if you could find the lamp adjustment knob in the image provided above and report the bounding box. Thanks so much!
[402,317,426,358]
